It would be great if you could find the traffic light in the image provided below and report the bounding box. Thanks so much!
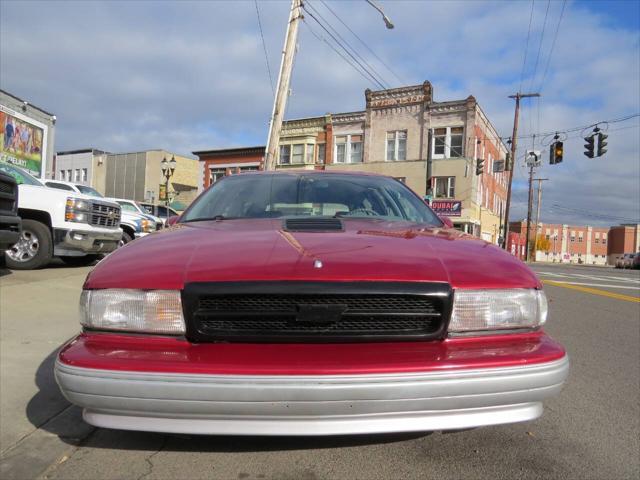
[584,135,595,158]
[505,152,512,171]
[475,158,484,175]
[550,141,564,165]
[597,132,608,157]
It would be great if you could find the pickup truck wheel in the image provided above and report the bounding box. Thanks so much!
[120,231,133,246]
[60,255,100,267]
[5,219,53,270]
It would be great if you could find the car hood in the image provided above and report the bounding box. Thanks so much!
[85,218,540,290]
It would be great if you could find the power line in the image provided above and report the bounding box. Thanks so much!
[302,18,383,88]
[303,1,390,89]
[519,0,536,92]
[538,0,567,92]
[254,0,275,96]
[318,0,405,86]
[501,113,640,141]
[528,0,551,93]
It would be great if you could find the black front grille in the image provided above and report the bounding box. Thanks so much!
[0,177,17,214]
[0,180,14,194]
[183,282,452,343]
[90,202,120,228]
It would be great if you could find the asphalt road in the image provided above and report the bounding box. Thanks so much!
[0,262,638,480]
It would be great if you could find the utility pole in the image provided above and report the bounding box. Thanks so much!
[532,178,549,262]
[502,92,540,249]
[525,163,535,262]
[264,0,303,171]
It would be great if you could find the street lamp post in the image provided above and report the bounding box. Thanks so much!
[161,155,177,207]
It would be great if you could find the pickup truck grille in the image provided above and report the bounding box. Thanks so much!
[0,176,17,215]
[183,282,452,342]
[90,202,121,228]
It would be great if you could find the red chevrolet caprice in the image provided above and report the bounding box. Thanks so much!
[55,171,568,436]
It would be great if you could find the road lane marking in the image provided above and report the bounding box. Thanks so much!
[542,280,640,303]
[536,271,640,284]
[540,281,639,290]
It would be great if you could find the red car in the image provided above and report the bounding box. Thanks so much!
[55,171,568,436]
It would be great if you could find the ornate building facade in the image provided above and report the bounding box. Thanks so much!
[274,82,509,242]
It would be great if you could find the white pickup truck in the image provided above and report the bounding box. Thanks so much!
[0,162,123,270]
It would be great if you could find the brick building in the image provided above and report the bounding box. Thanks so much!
[193,146,263,190]
[510,221,610,265]
[607,224,640,265]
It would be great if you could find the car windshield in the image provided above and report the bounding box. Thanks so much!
[182,173,442,226]
[140,204,154,215]
[76,185,103,197]
[0,162,43,186]
[45,182,75,191]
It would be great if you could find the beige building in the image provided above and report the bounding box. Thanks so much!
[57,148,200,209]
[276,82,509,242]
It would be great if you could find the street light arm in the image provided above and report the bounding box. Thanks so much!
[365,0,394,29]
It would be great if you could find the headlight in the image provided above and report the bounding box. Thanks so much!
[141,219,155,232]
[449,289,547,334]
[66,197,92,223]
[80,289,185,334]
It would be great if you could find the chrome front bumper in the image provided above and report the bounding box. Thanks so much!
[55,355,569,436]
[53,228,122,256]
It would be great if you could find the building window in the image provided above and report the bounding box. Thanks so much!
[292,144,304,164]
[386,130,407,161]
[450,127,463,157]
[82,168,88,182]
[595,237,599,244]
[602,238,607,245]
[317,143,326,164]
[334,135,362,164]
[434,128,446,157]
[67,169,72,180]
[305,144,314,164]
[209,168,226,185]
[60,170,65,180]
[434,177,455,198]
[578,235,583,243]
[279,145,291,165]
[571,235,575,242]
[432,127,464,158]
[74,169,80,182]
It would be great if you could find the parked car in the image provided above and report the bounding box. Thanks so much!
[633,253,640,270]
[0,162,122,269]
[118,209,158,245]
[0,170,21,251]
[43,181,158,245]
[108,198,163,231]
[55,171,568,436]
[616,253,636,269]
[139,202,179,226]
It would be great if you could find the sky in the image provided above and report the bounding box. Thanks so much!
[1,0,639,226]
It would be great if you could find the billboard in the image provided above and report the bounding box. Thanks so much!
[0,108,45,177]
[431,200,462,217]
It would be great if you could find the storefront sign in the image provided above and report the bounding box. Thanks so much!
[0,107,46,178]
[430,200,462,217]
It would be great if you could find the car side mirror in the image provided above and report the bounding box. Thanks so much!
[438,216,454,228]
[167,215,180,226]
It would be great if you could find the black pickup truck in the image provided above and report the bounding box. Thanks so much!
[0,170,21,251]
